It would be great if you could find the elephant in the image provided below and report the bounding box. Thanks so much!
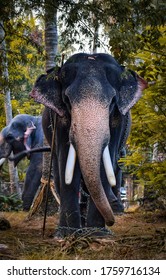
[0,114,44,210]
[30,53,147,237]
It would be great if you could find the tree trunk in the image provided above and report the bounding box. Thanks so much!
[44,0,58,71]
[92,24,99,53]
[43,0,58,179]
[0,20,21,197]
[35,1,59,217]
[92,0,99,53]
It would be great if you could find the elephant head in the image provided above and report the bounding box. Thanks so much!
[0,114,44,211]
[30,53,147,227]
[0,114,37,166]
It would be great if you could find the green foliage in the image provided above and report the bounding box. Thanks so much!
[124,27,166,196]
[0,160,9,181]
[57,0,166,63]
[0,193,22,211]
[17,158,29,181]
[0,15,45,121]
[0,95,6,130]
[104,1,165,63]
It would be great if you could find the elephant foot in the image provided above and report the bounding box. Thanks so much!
[110,199,124,214]
[22,196,34,211]
[53,226,82,239]
[23,205,31,211]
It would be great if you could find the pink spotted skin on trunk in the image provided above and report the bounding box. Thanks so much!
[71,98,110,169]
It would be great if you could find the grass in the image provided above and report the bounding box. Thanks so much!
[0,208,166,260]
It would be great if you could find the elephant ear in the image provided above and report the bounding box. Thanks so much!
[30,68,66,117]
[117,68,148,115]
[0,132,12,158]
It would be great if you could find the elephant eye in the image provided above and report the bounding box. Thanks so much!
[36,74,46,83]
[12,122,24,132]
[11,123,17,129]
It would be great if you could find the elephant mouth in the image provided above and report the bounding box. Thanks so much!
[65,143,116,187]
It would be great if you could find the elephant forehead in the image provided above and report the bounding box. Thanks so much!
[66,76,112,105]
[78,77,103,95]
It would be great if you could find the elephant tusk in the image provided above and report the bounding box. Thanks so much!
[103,146,116,187]
[0,158,6,166]
[65,144,76,185]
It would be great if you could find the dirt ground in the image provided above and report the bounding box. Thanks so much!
[0,207,165,260]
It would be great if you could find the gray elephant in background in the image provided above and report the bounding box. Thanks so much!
[0,114,43,210]
[30,53,147,238]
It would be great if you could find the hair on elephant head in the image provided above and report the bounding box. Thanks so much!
[30,53,147,238]
[0,114,44,210]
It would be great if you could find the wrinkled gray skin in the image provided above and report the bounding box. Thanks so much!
[30,53,147,237]
[0,114,43,210]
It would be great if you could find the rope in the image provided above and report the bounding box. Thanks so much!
[41,178,60,205]
[27,184,46,218]
[27,178,60,219]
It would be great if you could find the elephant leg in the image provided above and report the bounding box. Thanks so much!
[42,107,60,202]
[52,155,60,195]
[86,198,105,228]
[22,153,42,210]
[54,145,82,238]
[100,160,124,215]
[111,166,124,213]
[86,194,113,236]
[113,166,122,199]
[80,172,109,230]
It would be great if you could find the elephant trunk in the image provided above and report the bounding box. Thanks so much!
[69,98,115,226]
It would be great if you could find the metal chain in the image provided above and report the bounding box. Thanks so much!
[80,186,90,198]
[56,226,113,236]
